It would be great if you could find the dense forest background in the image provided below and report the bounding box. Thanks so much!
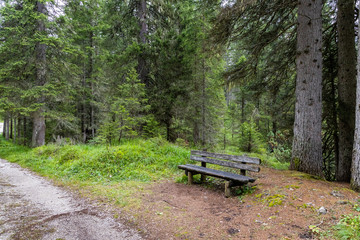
[1,0,360,188]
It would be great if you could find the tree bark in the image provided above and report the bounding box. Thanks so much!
[4,114,9,140]
[10,116,13,139]
[13,116,16,144]
[88,30,94,140]
[336,0,356,182]
[2,116,5,138]
[201,58,206,146]
[351,0,360,192]
[291,0,323,176]
[32,1,47,147]
[23,117,27,145]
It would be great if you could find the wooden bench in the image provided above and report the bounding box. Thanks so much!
[178,150,261,197]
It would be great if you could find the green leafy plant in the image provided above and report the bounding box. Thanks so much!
[268,130,291,163]
[236,185,257,201]
[334,214,360,240]
[353,200,360,212]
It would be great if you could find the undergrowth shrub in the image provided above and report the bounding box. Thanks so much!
[334,214,360,240]
[268,130,291,163]
[58,146,82,164]
[238,121,266,154]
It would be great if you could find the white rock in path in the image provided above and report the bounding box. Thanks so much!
[318,206,327,214]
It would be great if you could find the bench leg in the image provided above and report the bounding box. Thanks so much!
[201,174,206,183]
[225,181,231,197]
[201,162,206,183]
[188,172,193,185]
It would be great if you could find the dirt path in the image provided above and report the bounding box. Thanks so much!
[0,158,143,240]
[130,168,360,239]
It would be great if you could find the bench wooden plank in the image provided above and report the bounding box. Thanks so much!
[191,150,261,165]
[178,164,255,183]
[190,155,260,172]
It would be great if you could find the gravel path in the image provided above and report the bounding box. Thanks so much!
[0,158,143,240]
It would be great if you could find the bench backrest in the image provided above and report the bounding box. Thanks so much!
[191,150,261,173]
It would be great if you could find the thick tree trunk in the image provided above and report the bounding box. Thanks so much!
[351,1,360,192]
[291,0,323,176]
[32,110,45,147]
[32,1,47,147]
[336,0,356,182]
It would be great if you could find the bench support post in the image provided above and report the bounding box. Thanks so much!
[201,162,206,182]
[188,171,193,185]
[241,162,246,175]
[225,181,232,197]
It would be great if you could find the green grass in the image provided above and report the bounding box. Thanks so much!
[334,214,360,240]
[0,137,190,183]
[0,137,191,207]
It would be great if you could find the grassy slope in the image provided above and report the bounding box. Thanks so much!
[0,137,190,207]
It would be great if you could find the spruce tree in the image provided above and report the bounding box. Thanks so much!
[290,0,323,176]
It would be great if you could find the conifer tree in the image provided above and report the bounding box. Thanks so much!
[290,0,323,176]
[336,0,356,182]
[351,0,360,192]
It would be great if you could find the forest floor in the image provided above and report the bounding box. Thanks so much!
[121,167,359,240]
[1,156,360,239]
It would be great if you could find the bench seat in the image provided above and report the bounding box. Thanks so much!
[178,150,260,197]
[178,164,255,183]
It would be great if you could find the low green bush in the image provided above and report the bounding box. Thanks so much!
[334,214,360,240]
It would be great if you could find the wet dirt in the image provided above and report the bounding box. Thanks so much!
[0,158,143,240]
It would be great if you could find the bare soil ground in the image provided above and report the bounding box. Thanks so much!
[0,158,143,240]
[124,168,360,240]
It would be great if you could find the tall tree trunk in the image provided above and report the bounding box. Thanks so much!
[351,0,360,192]
[201,58,206,146]
[13,116,16,144]
[241,91,245,124]
[271,89,278,133]
[137,0,148,87]
[4,114,9,140]
[23,117,27,146]
[2,116,5,138]
[32,1,47,147]
[88,30,94,140]
[17,117,21,140]
[291,0,323,176]
[10,116,13,139]
[336,0,356,182]
[331,66,340,177]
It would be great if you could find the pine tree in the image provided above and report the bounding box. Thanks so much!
[351,0,360,192]
[336,0,356,182]
[290,0,323,176]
